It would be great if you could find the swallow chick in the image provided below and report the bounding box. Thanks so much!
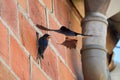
[58,36,78,49]
[36,24,93,37]
[36,33,50,63]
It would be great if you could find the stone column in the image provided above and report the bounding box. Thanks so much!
[81,0,111,80]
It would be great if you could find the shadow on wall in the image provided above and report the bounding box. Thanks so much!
[68,48,84,80]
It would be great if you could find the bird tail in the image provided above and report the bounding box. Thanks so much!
[36,54,42,64]
[41,55,44,59]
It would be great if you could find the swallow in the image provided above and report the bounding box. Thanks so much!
[36,24,93,37]
[36,24,94,49]
[60,36,78,49]
[36,33,50,63]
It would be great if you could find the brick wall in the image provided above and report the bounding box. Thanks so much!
[0,0,83,80]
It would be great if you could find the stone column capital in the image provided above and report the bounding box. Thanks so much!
[82,12,108,26]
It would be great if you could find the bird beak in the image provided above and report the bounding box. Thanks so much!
[47,36,51,39]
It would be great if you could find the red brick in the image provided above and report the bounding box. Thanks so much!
[19,12,37,60]
[66,49,83,80]
[1,0,18,36]
[10,36,29,80]
[41,47,58,80]
[17,0,28,12]
[58,59,76,80]
[54,0,69,26]
[29,0,46,26]
[0,22,9,64]
[0,62,16,80]
[43,0,52,11]
[49,13,66,61]
[32,62,48,80]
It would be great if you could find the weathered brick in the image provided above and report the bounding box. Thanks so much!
[10,35,30,80]
[54,0,69,26]
[1,0,18,36]
[66,49,83,80]
[29,0,46,26]
[0,62,16,80]
[41,47,58,80]
[17,0,28,12]
[0,22,9,64]
[49,13,66,61]
[32,62,48,80]
[58,59,76,80]
[19,12,37,60]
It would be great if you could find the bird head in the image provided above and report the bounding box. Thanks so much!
[60,26,68,31]
[43,34,51,40]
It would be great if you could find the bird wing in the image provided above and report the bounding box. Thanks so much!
[36,24,59,32]
[38,37,48,59]
[39,38,48,52]
[36,25,94,37]
[36,24,62,34]
[75,32,93,37]
[36,24,52,31]
[61,37,78,49]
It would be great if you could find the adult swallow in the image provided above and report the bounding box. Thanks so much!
[36,24,93,37]
[36,33,50,62]
[36,24,94,49]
